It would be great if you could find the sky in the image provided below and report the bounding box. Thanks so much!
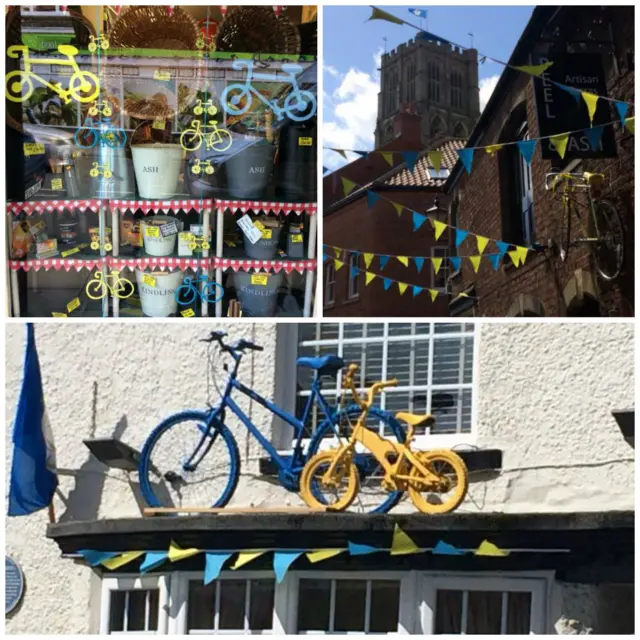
[323,5,534,170]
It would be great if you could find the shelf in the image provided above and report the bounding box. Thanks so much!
[216,258,316,273]
[216,200,317,216]
[108,256,210,271]
[8,199,103,215]
[110,199,214,214]
[9,257,104,271]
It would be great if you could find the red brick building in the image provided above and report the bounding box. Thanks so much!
[444,5,634,317]
[323,111,464,316]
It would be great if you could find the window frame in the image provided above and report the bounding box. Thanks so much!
[450,71,463,109]
[324,261,336,307]
[348,252,360,299]
[430,247,450,292]
[427,60,441,102]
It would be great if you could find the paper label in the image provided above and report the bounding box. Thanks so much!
[152,119,166,130]
[145,226,160,237]
[251,274,268,286]
[160,221,178,237]
[261,228,272,239]
[154,69,171,81]
[66,297,80,313]
[237,214,262,245]
[24,142,45,156]
[51,178,63,190]
[290,234,303,243]
[52,312,67,318]
[298,137,313,146]
[181,308,195,317]
[143,274,156,287]
[254,220,266,231]
[61,247,80,257]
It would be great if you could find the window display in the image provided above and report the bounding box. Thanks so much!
[6,5,318,317]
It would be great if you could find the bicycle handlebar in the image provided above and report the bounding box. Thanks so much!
[199,331,263,354]
[343,364,397,410]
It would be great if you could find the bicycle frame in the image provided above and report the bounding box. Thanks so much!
[232,60,302,111]
[8,46,81,74]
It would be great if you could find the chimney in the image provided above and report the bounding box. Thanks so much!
[392,103,422,150]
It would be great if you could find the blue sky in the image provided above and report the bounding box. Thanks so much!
[323,5,534,169]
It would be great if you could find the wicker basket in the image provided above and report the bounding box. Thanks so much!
[215,7,301,55]
[107,6,201,51]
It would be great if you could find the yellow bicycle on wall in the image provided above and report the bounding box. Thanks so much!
[299,364,469,514]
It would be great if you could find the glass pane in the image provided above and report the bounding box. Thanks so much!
[467,591,503,634]
[334,580,366,632]
[434,323,467,334]
[431,388,472,434]
[297,579,331,632]
[127,590,148,632]
[343,324,364,339]
[319,323,341,341]
[248,579,274,631]
[369,580,400,633]
[109,591,125,633]
[219,580,246,630]
[432,337,473,385]
[148,590,159,632]
[188,581,215,630]
[364,323,385,337]
[435,589,462,634]
[506,592,532,634]
[387,323,413,336]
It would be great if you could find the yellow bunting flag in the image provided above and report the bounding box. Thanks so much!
[469,256,482,273]
[550,133,569,159]
[514,61,553,76]
[476,235,489,254]
[368,7,405,25]
[392,202,404,217]
[516,246,529,265]
[334,259,345,271]
[231,551,266,569]
[390,524,420,556]
[398,282,408,295]
[381,151,394,166]
[581,92,599,125]
[428,289,438,302]
[431,257,442,274]
[475,540,509,557]
[341,177,357,196]
[485,144,504,155]
[334,247,342,258]
[101,551,144,570]
[168,541,200,563]
[307,549,345,563]
[397,256,409,267]
[432,219,447,241]
[365,271,376,285]
[626,116,635,134]
[332,148,347,159]
[507,250,521,267]
[428,150,443,173]
[363,253,374,268]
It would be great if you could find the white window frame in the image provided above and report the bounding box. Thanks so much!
[516,126,535,246]
[430,247,450,293]
[348,252,360,299]
[324,261,336,307]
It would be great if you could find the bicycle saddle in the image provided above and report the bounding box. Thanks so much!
[282,63,302,75]
[58,44,79,56]
[297,355,344,375]
[395,412,435,428]
[583,172,605,184]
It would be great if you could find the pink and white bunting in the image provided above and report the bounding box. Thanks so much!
[9,258,101,271]
[216,258,316,273]
[107,256,210,271]
[216,200,317,215]
[8,200,103,215]
[110,199,214,214]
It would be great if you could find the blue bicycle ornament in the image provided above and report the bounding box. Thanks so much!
[175,276,224,306]
[139,331,407,514]
[220,60,316,122]
[74,117,127,149]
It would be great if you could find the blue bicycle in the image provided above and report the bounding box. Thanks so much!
[139,331,406,514]
[74,117,127,149]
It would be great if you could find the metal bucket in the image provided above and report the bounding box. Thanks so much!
[233,271,283,317]
[243,224,282,260]
[225,139,275,200]
[135,269,183,317]
[74,145,136,199]
[131,144,183,199]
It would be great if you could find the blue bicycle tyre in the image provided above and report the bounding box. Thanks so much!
[306,404,406,514]
[174,283,198,306]
[104,127,127,149]
[139,410,240,509]
[202,280,224,304]
[220,84,252,116]
[74,127,98,148]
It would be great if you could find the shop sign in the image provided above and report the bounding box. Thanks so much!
[6,556,24,614]
[533,53,617,159]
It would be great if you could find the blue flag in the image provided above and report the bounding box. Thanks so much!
[8,324,58,516]
[455,229,469,248]
[516,139,537,165]
[204,552,233,585]
[414,257,425,273]
[402,151,420,173]
[614,101,628,128]
[379,255,390,270]
[348,542,379,555]
[273,551,303,583]
[412,211,427,231]
[585,126,604,151]
[456,148,474,174]
[383,278,393,291]
[412,286,423,297]
[408,8,428,18]
[488,254,501,271]
[449,256,462,272]
[367,191,381,209]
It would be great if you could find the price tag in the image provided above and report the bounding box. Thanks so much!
[181,308,195,317]
[153,119,166,130]
[237,214,262,245]
[66,297,80,313]
[51,178,63,190]
[143,274,156,287]
[52,312,67,318]
[24,142,45,156]
[251,274,269,286]
[160,220,178,237]
[61,247,80,257]
[145,226,160,237]
[254,220,266,231]
[261,228,272,239]
[290,234,303,243]
[298,137,313,146]
[154,69,171,81]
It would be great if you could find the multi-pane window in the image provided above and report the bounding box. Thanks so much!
[516,123,535,245]
[348,252,360,299]
[297,578,401,634]
[296,323,475,437]
[108,589,160,634]
[450,71,463,109]
[324,261,335,306]
[427,60,440,102]
[406,60,416,102]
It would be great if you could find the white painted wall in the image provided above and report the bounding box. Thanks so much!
[5,322,634,634]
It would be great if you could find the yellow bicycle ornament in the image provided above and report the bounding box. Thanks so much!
[86,270,134,300]
[185,233,211,251]
[193,99,217,117]
[88,35,109,53]
[88,100,112,117]
[89,162,112,179]
[180,118,232,153]
[191,159,214,176]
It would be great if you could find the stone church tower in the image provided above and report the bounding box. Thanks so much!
[375,35,480,148]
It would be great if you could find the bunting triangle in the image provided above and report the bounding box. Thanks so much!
[428,150,443,172]
[397,256,409,267]
[428,289,438,302]
[581,92,599,125]
[550,133,569,159]
[393,202,404,217]
[433,540,465,556]
[390,524,420,555]
[449,256,462,272]
[334,247,342,258]
[140,551,168,573]
[476,235,489,254]
[402,151,419,173]
[585,126,603,151]
[306,548,344,563]
[354,150,369,159]
[432,219,447,240]
[367,191,381,209]
[414,257,425,273]
[363,253,374,268]
[614,101,628,128]
[168,541,200,563]
[514,61,553,76]
[368,7,405,26]
[485,144,504,155]
[381,151,394,166]
[475,540,509,557]
[516,139,536,165]
[496,240,510,256]
[413,211,427,230]
[232,550,266,569]
[516,246,529,265]
[507,250,521,267]
[334,259,344,271]
[412,286,423,297]
[383,278,393,291]
[379,255,390,270]
[455,229,469,248]
[456,148,474,174]
[398,282,408,295]
[341,177,357,196]
[626,117,635,134]
[101,551,145,571]
[365,271,376,285]
[431,257,442,274]
[273,551,303,584]
[558,83,582,103]
[331,148,347,159]
[469,256,481,273]
[204,552,233,585]
[488,253,501,270]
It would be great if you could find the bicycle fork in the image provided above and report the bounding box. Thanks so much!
[181,411,225,473]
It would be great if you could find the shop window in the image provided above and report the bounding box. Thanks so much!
[450,71,463,109]
[427,61,441,102]
[324,261,336,306]
[348,252,360,299]
[294,323,476,444]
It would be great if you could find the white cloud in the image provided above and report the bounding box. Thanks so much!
[479,74,500,111]
[323,64,340,78]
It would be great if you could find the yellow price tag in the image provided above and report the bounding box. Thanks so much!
[52,312,67,318]
[291,234,303,243]
[154,69,171,81]
[145,226,160,237]
[61,247,80,257]
[261,229,272,239]
[51,178,63,190]
[66,297,81,313]
[254,220,266,231]
[142,274,156,287]
[181,308,195,317]
[298,137,313,146]
[251,274,269,286]
[152,119,166,130]
[24,142,45,156]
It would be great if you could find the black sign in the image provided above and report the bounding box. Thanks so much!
[533,53,617,160]
[5,556,24,615]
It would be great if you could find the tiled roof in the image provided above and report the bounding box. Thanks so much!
[383,139,466,187]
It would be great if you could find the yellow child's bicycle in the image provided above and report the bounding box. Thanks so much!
[299,364,468,514]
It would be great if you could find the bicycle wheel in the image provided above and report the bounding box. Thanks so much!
[202,280,224,304]
[406,450,468,515]
[208,129,232,152]
[591,199,625,281]
[299,449,359,511]
[220,84,252,116]
[104,128,127,149]
[284,90,317,122]
[307,405,406,514]
[139,410,240,509]
[68,71,100,103]
[5,72,34,102]
[114,277,134,300]
[85,278,107,300]
[74,127,98,149]
[175,283,198,306]
[180,129,203,152]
